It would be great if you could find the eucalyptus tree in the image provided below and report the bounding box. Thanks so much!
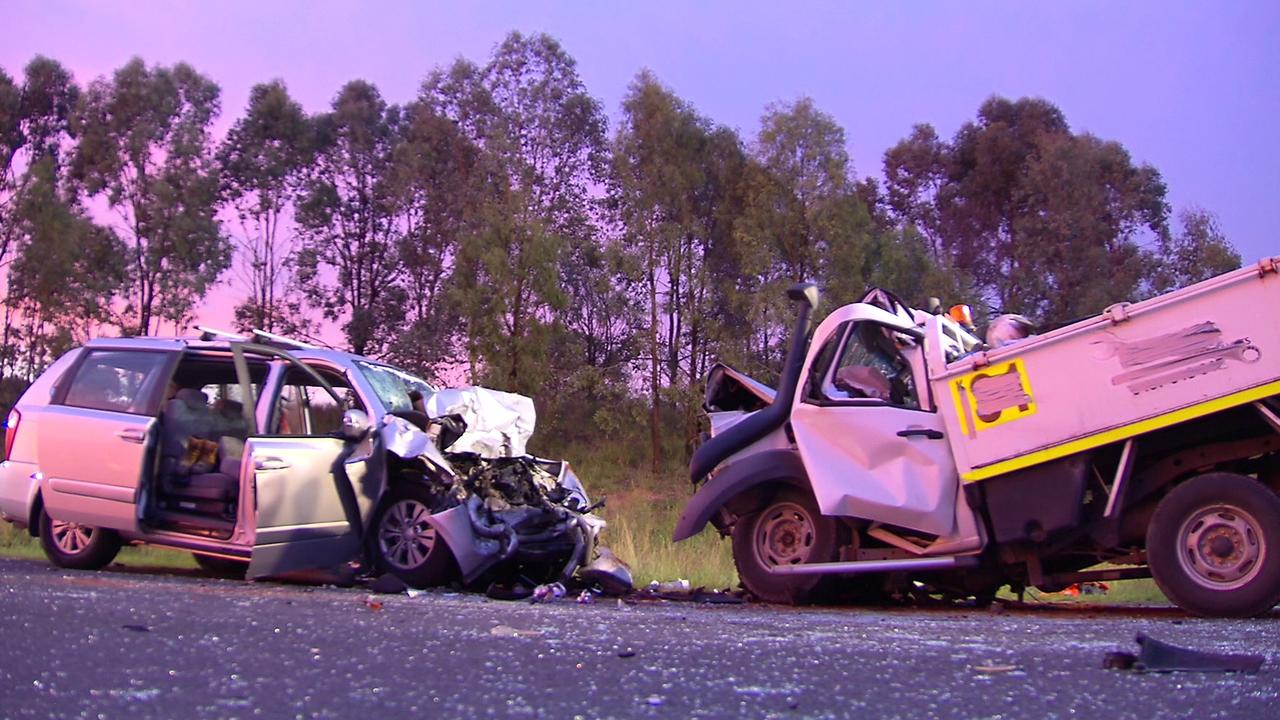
[294,80,404,357]
[71,58,229,335]
[421,32,608,395]
[1,57,124,379]
[882,96,1203,324]
[218,80,314,335]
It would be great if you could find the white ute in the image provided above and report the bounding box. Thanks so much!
[675,257,1280,617]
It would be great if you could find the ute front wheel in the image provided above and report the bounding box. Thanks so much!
[38,509,121,570]
[371,485,459,588]
[1147,472,1280,617]
[731,488,838,604]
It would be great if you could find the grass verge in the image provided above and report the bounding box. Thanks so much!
[0,523,197,569]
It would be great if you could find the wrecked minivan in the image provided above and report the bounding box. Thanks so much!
[0,331,620,591]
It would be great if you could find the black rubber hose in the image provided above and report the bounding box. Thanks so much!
[689,283,818,484]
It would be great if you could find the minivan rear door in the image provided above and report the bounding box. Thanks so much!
[38,347,179,532]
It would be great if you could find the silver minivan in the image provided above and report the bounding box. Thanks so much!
[0,334,568,584]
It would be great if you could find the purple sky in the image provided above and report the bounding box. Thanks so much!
[4,1,1277,335]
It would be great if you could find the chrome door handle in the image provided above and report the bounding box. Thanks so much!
[115,429,146,444]
[897,427,944,440]
[254,457,291,471]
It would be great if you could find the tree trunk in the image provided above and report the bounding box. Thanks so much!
[648,256,662,476]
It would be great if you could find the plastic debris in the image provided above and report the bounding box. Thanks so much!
[1105,633,1265,674]
[1060,581,1109,597]
[531,582,566,603]
[647,578,691,594]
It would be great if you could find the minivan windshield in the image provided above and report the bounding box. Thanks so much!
[354,360,435,413]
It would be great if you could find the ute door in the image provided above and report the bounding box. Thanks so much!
[791,320,959,537]
[240,345,369,579]
[38,348,178,532]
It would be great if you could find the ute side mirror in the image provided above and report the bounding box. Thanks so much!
[787,282,819,311]
[341,409,371,441]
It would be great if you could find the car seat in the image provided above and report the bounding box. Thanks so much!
[159,388,239,514]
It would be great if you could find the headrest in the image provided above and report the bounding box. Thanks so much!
[175,388,209,409]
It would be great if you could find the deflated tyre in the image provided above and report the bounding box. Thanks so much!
[372,484,459,588]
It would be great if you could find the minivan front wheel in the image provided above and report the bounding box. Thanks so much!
[38,509,122,570]
[371,485,459,588]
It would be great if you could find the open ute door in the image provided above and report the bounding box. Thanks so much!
[233,343,369,579]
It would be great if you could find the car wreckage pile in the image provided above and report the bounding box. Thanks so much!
[375,387,632,597]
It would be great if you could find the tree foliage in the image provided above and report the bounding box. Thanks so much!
[0,51,1246,473]
[884,96,1190,324]
[294,80,405,357]
[218,80,314,335]
[71,58,230,335]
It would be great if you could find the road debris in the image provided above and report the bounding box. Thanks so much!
[1105,633,1265,673]
[971,663,1022,674]
[530,582,567,603]
[489,625,543,638]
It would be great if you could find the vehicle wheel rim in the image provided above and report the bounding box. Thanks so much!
[378,499,436,571]
[50,520,95,555]
[1176,504,1265,590]
[753,502,816,568]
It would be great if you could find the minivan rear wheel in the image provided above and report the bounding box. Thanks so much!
[38,509,122,570]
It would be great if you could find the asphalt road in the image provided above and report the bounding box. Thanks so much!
[1,557,1277,719]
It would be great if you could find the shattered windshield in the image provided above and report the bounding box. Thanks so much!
[354,360,435,413]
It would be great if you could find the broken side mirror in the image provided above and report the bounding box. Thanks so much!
[341,409,371,441]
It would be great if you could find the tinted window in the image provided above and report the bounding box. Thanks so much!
[63,351,170,415]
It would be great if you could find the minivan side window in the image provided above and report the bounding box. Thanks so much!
[63,351,171,415]
[272,367,365,436]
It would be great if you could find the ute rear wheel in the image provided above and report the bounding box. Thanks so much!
[1147,472,1280,617]
[38,509,122,570]
[371,484,459,588]
[731,488,838,604]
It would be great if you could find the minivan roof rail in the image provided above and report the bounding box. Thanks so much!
[251,328,315,350]
[196,325,249,341]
